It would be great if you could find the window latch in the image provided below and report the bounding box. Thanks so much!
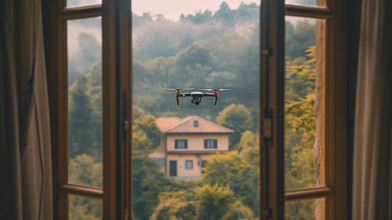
[262,108,273,147]
[122,91,129,143]
[123,120,129,131]
[262,47,272,56]
[262,208,272,218]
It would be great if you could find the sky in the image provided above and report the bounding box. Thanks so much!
[132,0,260,21]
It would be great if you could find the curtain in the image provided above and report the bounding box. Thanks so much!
[0,0,52,219]
[352,0,392,219]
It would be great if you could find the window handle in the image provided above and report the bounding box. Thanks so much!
[122,91,129,143]
[262,108,273,147]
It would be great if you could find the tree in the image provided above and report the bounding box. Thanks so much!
[69,195,102,220]
[68,31,101,84]
[68,75,98,158]
[151,184,254,220]
[214,2,234,25]
[68,61,102,159]
[203,131,260,215]
[285,20,315,60]
[285,46,317,190]
[133,105,161,148]
[69,154,103,188]
[216,104,254,148]
[181,10,213,24]
[284,46,318,219]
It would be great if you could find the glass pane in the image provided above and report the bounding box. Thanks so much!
[285,0,326,8]
[68,194,103,219]
[285,198,326,220]
[284,16,326,190]
[67,17,103,188]
[132,1,260,219]
[66,0,102,8]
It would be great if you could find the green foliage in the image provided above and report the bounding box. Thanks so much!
[203,131,260,215]
[285,46,317,190]
[68,76,97,157]
[133,105,161,148]
[69,154,102,188]
[151,184,254,220]
[68,62,102,160]
[285,20,316,60]
[132,2,262,118]
[284,46,319,219]
[285,200,316,220]
[68,62,104,218]
[216,104,254,147]
[180,10,213,24]
[69,195,102,220]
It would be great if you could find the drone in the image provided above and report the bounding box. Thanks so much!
[163,88,231,105]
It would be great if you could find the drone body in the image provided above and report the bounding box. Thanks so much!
[164,88,231,105]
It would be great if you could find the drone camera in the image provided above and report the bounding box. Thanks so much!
[191,98,201,105]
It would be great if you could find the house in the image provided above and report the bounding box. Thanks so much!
[150,116,234,180]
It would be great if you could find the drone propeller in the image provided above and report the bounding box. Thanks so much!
[162,88,180,91]
[197,88,231,92]
[215,88,231,91]
[162,88,195,91]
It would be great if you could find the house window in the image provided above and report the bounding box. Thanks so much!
[185,160,193,170]
[204,139,217,149]
[175,139,188,149]
[193,120,199,127]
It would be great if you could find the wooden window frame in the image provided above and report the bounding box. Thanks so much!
[261,0,348,219]
[44,0,131,219]
[43,0,348,219]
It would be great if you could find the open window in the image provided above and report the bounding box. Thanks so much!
[260,0,348,219]
[46,0,348,219]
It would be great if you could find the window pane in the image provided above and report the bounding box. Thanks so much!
[284,16,326,190]
[285,0,326,8]
[175,139,188,149]
[285,198,326,220]
[66,0,101,8]
[132,1,261,219]
[185,160,193,169]
[67,17,103,188]
[68,194,103,219]
[204,139,217,149]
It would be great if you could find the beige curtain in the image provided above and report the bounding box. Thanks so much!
[352,0,392,219]
[0,0,52,219]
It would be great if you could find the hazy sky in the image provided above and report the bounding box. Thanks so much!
[132,0,260,21]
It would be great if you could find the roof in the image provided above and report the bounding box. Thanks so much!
[155,117,182,131]
[156,116,234,134]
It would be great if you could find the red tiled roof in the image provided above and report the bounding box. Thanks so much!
[155,117,182,132]
[157,116,234,134]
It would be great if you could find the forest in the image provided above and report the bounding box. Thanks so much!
[67,2,320,219]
